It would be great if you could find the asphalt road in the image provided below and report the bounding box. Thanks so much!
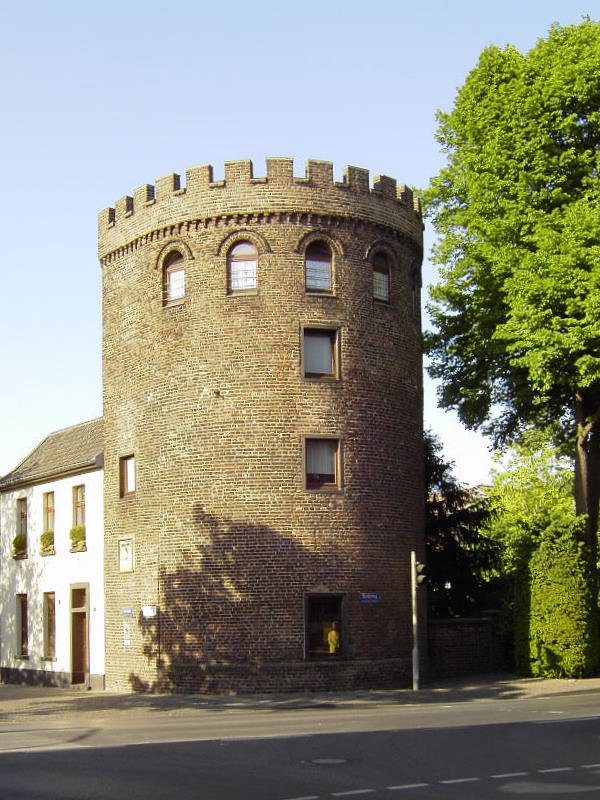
[1,679,600,799]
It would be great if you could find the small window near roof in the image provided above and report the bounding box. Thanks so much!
[372,252,390,302]
[228,241,257,293]
[163,251,185,305]
[305,241,332,293]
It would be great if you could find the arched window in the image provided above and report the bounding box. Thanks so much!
[228,241,257,293]
[163,251,185,305]
[305,241,332,293]
[372,252,390,302]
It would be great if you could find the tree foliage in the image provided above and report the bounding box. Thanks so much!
[424,430,496,617]
[424,20,600,557]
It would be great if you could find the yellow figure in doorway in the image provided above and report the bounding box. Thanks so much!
[327,621,340,654]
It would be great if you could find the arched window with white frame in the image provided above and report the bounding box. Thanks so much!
[227,241,258,294]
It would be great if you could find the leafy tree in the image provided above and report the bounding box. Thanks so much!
[424,430,496,617]
[424,20,600,563]
[484,434,598,676]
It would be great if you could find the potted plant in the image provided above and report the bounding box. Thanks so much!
[12,533,27,558]
[40,530,55,556]
[69,524,86,552]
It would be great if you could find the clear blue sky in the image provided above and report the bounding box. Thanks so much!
[0,0,596,483]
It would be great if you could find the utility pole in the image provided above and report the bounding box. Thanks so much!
[410,550,425,691]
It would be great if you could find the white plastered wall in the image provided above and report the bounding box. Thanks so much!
[0,469,104,681]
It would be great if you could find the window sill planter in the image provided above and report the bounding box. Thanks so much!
[69,525,86,553]
[40,531,54,556]
[12,533,27,559]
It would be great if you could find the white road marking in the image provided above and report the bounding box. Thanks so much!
[492,772,529,779]
[282,796,320,800]
[538,767,573,773]
[331,791,375,797]
[439,777,479,784]
[582,764,600,769]
[386,783,429,791]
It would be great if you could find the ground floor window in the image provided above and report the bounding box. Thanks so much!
[16,594,28,658]
[43,592,56,659]
[305,594,344,659]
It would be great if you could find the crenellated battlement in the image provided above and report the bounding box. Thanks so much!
[98,158,422,260]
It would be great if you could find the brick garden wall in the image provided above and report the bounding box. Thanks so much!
[428,617,512,679]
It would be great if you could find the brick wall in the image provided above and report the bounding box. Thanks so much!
[428,617,512,679]
[99,158,425,693]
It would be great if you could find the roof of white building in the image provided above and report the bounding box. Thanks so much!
[0,418,104,490]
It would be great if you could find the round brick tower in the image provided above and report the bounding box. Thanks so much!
[98,158,424,692]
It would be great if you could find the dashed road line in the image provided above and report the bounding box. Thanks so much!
[282,796,320,800]
[279,761,600,800]
[386,783,429,791]
[538,766,573,774]
[492,771,529,779]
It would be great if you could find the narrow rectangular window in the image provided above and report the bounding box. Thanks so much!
[73,485,85,527]
[305,595,343,659]
[17,497,27,537]
[43,492,55,532]
[167,266,185,302]
[17,594,28,658]
[373,267,390,301]
[43,592,56,659]
[305,438,341,489]
[120,455,136,496]
[303,328,338,379]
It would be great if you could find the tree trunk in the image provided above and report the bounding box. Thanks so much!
[574,391,600,570]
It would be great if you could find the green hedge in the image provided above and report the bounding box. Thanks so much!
[514,514,598,677]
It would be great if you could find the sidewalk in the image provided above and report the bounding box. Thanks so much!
[2,673,600,722]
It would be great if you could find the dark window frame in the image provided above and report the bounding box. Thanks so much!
[305,593,345,660]
[303,436,342,491]
[302,325,340,380]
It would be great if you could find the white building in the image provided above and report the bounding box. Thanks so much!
[0,419,105,688]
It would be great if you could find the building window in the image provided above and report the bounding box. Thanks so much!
[305,595,343,659]
[13,498,28,556]
[73,485,85,527]
[43,492,55,533]
[17,594,28,658]
[303,327,339,379]
[43,592,56,659]
[163,251,185,305]
[17,497,27,537]
[227,241,257,293]
[305,241,332,293]
[120,455,136,497]
[305,438,341,490]
[372,252,390,302]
